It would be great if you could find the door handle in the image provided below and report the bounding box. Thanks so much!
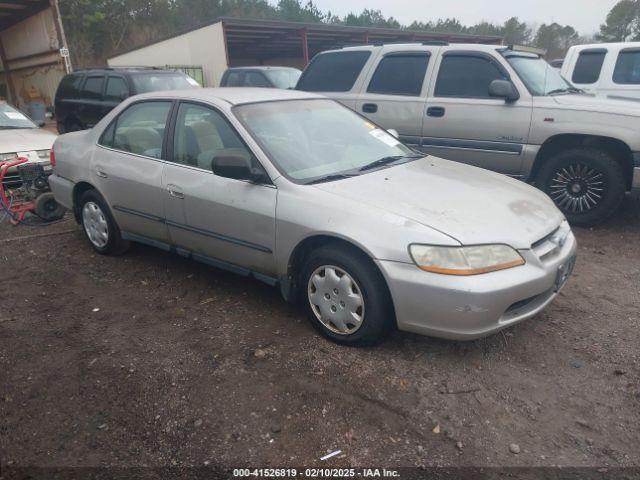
[96,169,108,178]
[167,185,184,199]
[427,106,446,117]
[362,103,378,113]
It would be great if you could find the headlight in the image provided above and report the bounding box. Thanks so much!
[0,153,17,161]
[409,244,525,276]
[37,149,51,159]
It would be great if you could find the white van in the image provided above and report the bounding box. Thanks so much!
[562,42,640,100]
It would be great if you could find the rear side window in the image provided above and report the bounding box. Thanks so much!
[81,76,104,100]
[57,74,83,98]
[435,55,507,98]
[105,77,129,101]
[244,72,270,87]
[224,71,243,86]
[572,50,606,84]
[367,53,429,96]
[297,51,371,92]
[99,101,172,158]
[613,50,640,84]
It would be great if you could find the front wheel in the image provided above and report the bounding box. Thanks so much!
[536,147,626,227]
[300,244,394,346]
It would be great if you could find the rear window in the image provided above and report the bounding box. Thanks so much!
[244,72,270,87]
[57,74,83,98]
[223,71,243,86]
[81,76,104,100]
[572,50,606,84]
[613,50,640,84]
[367,53,429,96]
[130,73,199,93]
[297,51,371,92]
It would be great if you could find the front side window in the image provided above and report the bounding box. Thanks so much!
[234,99,415,183]
[506,55,573,95]
[173,102,255,172]
[105,77,129,102]
[82,76,104,100]
[100,101,171,158]
[244,72,270,88]
[368,54,429,96]
[296,51,371,92]
[435,55,507,98]
[572,50,606,84]
[613,50,640,84]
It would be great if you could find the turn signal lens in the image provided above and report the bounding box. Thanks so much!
[409,244,525,276]
[49,149,56,167]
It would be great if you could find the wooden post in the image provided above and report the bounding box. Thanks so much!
[0,36,17,104]
[49,0,72,72]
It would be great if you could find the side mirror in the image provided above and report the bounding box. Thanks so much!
[387,128,399,139]
[489,79,520,102]
[212,154,269,183]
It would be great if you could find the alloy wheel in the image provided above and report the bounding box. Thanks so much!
[548,163,605,213]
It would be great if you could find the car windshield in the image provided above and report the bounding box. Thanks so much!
[264,69,301,89]
[0,103,36,129]
[506,55,576,96]
[234,99,418,183]
[130,73,199,93]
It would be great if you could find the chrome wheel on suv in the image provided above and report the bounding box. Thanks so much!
[548,163,605,213]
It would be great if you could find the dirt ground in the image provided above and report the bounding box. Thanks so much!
[0,194,639,474]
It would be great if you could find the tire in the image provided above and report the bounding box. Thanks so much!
[78,189,129,255]
[34,192,66,221]
[300,243,394,346]
[536,147,626,227]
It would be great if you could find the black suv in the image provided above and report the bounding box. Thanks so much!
[54,67,199,133]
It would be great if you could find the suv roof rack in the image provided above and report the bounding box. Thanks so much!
[422,40,449,46]
[74,66,171,72]
[506,45,546,56]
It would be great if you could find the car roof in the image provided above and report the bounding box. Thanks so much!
[330,42,504,54]
[72,68,184,75]
[135,87,324,106]
[568,42,640,51]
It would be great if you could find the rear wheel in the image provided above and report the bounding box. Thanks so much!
[300,244,394,346]
[536,147,626,227]
[34,192,66,221]
[79,190,129,255]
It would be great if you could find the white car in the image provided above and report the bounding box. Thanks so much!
[0,102,56,186]
[562,42,640,100]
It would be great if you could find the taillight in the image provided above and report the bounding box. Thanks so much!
[49,149,56,168]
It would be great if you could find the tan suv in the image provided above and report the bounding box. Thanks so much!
[297,43,640,226]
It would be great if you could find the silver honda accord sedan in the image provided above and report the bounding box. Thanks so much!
[49,88,576,345]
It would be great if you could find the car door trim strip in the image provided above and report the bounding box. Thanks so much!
[420,137,523,154]
[113,205,272,254]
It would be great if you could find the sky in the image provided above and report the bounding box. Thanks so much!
[312,0,621,35]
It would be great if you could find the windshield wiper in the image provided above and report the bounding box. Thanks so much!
[305,173,358,185]
[547,87,584,95]
[358,154,423,172]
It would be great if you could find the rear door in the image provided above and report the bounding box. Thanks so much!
[162,101,277,276]
[355,47,436,149]
[94,100,173,243]
[296,49,376,109]
[78,74,106,128]
[420,50,533,175]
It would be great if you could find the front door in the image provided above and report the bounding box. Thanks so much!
[421,52,533,175]
[92,100,173,243]
[163,101,277,276]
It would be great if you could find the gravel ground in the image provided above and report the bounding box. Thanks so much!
[0,194,639,474]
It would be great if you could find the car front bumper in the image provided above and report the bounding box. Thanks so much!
[376,226,577,340]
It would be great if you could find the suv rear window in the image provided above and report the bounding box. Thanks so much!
[57,74,83,98]
[297,51,371,92]
[572,50,606,84]
[367,53,429,96]
[613,49,640,84]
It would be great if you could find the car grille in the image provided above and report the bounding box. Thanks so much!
[531,223,569,262]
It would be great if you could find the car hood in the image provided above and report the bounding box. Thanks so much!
[312,157,564,249]
[0,127,56,154]
[551,93,640,117]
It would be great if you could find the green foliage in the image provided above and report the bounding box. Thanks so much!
[597,0,640,41]
[533,23,579,59]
